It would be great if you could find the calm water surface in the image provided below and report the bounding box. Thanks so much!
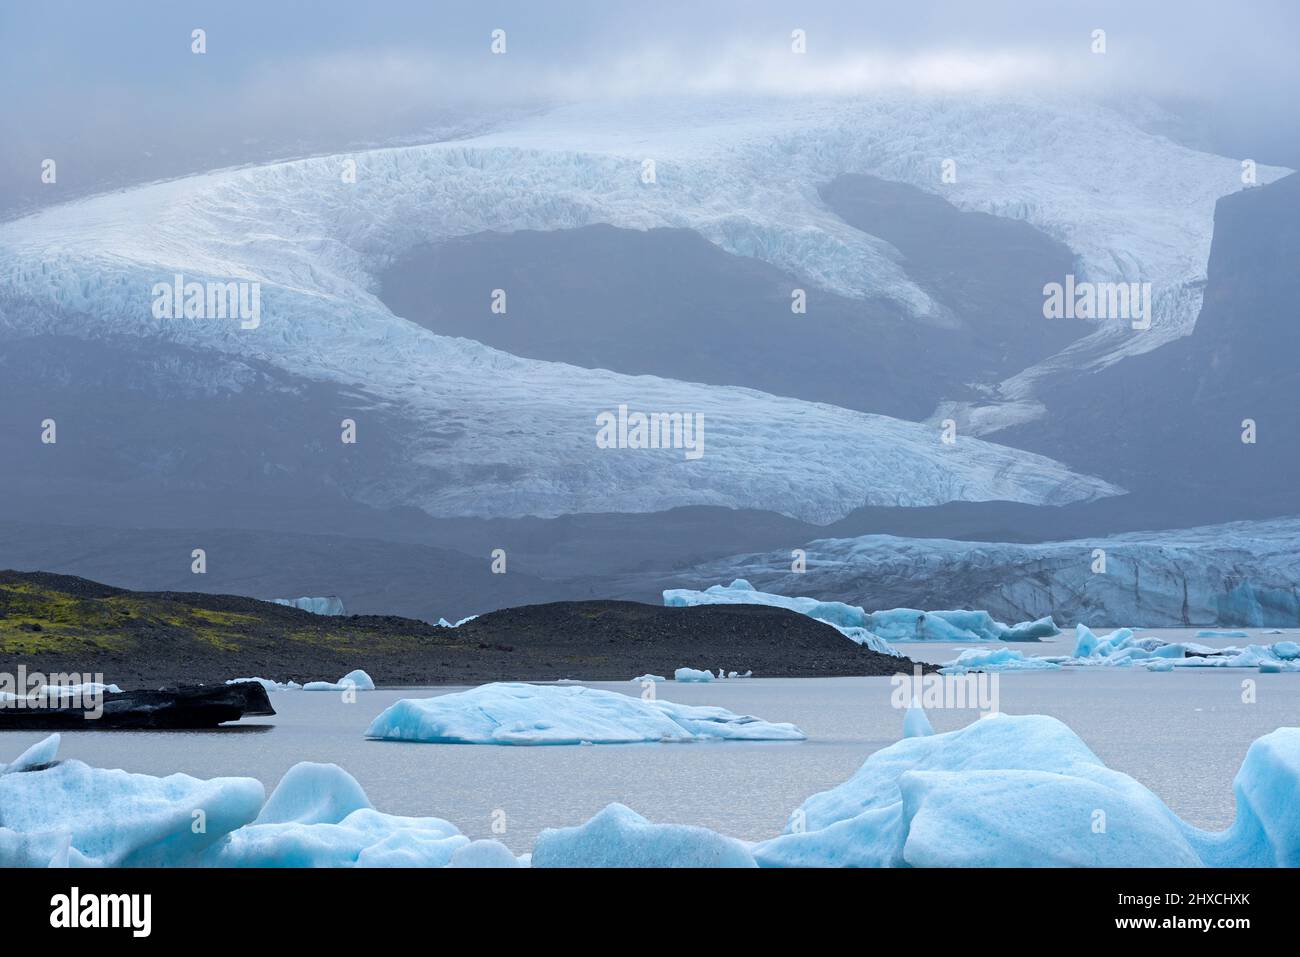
[3,629,1297,853]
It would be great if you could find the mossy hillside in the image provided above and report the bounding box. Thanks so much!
[0,573,437,657]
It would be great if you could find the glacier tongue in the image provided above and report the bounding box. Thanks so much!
[0,111,1128,522]
[672,517,1300,627]
[13,92,1274,520]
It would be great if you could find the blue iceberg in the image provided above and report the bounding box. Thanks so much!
[364,682,806,745]
[754,711,1300,867]
[532,803,756,868]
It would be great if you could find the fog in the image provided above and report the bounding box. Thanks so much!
[2,0,1297,216]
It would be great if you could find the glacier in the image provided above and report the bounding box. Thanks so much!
[363,682,806,745]
[0,95,1281,457]
[12,95,1261,521]
[270,596,345,616]
[672,517,1300,628]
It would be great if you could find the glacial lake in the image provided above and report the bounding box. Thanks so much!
[3,630,1297,853]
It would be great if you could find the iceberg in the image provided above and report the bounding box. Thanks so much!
[0,733,63,774]
[673,667,715,683]
[227,669,373,692]
[630,674,667,683]
[531,803,756,868]
[903,701,934,738]
[0,734,264,867]
[447,839,523,868]
[940,648,1061,674]
[0,681,122,706]
[755,714,1207,867]
[226,677,303,692]
[303,669,376,692]
[868,608,1058,643]
[665,579,869,629]
[1001,616,1062,642]
[665,580,899,655]
[8,715,1300,868]
[1065,626,1300,672]
[665,580,1056,651]
[203,763,468,868]
[1181,728,1300,868]
[364,682,805,745]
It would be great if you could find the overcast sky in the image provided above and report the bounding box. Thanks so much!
[2,0,1297,214]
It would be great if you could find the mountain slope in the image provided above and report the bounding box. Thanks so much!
[0,571,922,685]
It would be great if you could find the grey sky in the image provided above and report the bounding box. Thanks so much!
[2,0,1297,215]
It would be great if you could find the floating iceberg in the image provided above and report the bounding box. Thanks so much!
[754,711,1300,867]
[8,710,1300,867]
[0,739,473,869]
[448,839,522,868]
[203,762,467,868]
[1191,728,1300,867]
[270,596,345,616]
[940,648,1061,674]
[903,701,935,738]
[532,803,756,868]
[0,681,122,706]
[665,579,869,628]
[364,682,805,745]
[303,670,375,692]
[869,608,1059,643]
[0,735,264,867]
[928,625,1300,673]
[226,677,303,692]
[0,733,63,774]
[665,580,899,655]
[673,668,715,683]
[665,580,1056,651]
[631,674,667,683]
[1067,625,1300,672]
[230,670,375,692]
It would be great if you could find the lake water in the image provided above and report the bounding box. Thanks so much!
[3,628,1297,853]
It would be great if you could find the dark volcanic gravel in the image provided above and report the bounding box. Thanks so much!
[0,570,933,687]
